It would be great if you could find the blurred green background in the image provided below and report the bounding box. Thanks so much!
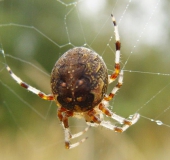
[0,0,170,160]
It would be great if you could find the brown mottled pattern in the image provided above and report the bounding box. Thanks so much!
[51,47,108,112]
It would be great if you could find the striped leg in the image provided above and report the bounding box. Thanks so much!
[99,112,140,132]
[6,65,54,101]
[98,101,140,132]
[58,107,89,149]
[109,14,121,84]
[85,103,140,133]
[104,70,123,101]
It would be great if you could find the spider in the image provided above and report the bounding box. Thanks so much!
[6,14,140,149]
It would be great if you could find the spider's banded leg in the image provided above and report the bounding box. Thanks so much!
[104,70,123,101]
[98,102,140,132]
[86,107,139,132]
[109,14,121,84]
[58,107,89,149]
[100,113,140,132]
[85,109,102,125]
[6,65,54,101]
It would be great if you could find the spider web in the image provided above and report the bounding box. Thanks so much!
[0,0,170,159]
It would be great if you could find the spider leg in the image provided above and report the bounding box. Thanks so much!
[109,14,121,84]
[6,65,54,101]
[98,102,140,132]
[58,107,89,149]
[105,70,123,101]
[99,113,140,132]
[85,107,139,132]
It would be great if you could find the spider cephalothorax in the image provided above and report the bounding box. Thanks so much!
[51,47,108,112]
[6,14,140,149]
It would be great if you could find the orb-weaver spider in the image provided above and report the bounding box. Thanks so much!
[5,14,140,149]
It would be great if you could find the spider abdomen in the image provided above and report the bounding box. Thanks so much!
[51,47,108,112]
